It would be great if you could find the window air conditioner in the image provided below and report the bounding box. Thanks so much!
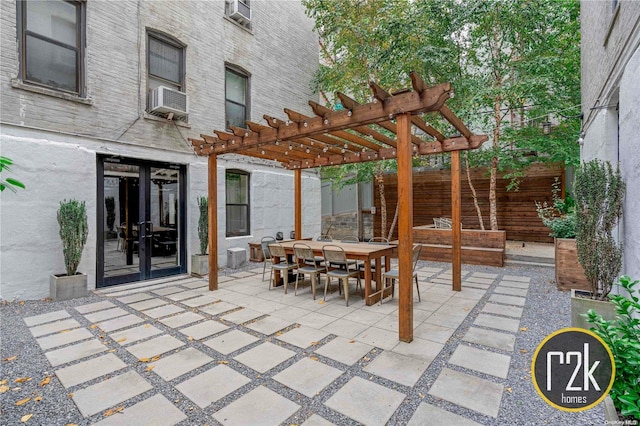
[230,0,251,23]
[149,86,188,116]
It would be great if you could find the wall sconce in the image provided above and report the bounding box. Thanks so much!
[577,131,585,145]
[542,120,552,135]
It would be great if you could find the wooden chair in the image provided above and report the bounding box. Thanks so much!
[261,236,276,281]
[322,244,362,306]
[268,243,298,294]
[380,244,422,304]
[293,243,324,299]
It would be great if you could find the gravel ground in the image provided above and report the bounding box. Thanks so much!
[0,261,607,425]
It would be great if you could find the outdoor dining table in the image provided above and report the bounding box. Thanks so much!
[274,240,395,306]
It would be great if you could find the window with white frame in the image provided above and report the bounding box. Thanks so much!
[226,170,250,237]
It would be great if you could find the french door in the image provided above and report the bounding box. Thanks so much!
[97,157,186,287]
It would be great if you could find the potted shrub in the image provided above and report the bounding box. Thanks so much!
[50,199,89,301]
[571,159,625,329]
[586,276,640,421]
[191,196,209,277]
[535,178,588,291]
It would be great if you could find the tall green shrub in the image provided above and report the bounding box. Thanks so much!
[57,199,88,276]
[197,196,208,255]
[574,160,625,300]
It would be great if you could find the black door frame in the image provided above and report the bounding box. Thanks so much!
[97,156,187,287]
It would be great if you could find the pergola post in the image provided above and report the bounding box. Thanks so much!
[397,113,413,342]
[451,151,461,291]
[208,154,218,291]
[294,169,302,239]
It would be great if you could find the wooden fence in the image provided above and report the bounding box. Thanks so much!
[373,163,563,243]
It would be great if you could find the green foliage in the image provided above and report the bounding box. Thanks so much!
[574,160,625,300]
[535,177,576,238]
[586,276,640,420]
[57,199,88,276]
[105,197,116,232]
[0,156,26,193]
[197,197,208,255]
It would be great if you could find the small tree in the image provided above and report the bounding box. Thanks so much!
[57,199,88,276]
[105,196,116,232]
[574,159,625,300]
[197,196,208,255]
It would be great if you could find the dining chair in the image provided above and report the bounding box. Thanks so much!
[293,243,324,299]
[268,243,298,294]
[360,236,390,273]
[261,236,276,281]
[322,244,362,306]
[380,243,422,304]
[314,235,333,265]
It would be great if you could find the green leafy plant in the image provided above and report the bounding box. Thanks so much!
[586,275,640,420]
[535,177,576,238]
[574,159,625,300]
[0,156,26,192]
[105,196,116,232]
[197,196,208,255]
[57,199,88,276]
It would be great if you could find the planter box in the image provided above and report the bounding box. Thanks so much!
[555,238,589,291]
[602,395,619,422]
[191,254,209,277]
[50,273,88,301]
[570,289,616,330]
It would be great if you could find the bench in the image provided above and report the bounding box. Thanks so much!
[412,226,506,267]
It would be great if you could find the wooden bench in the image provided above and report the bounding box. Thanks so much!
[412,226,506,267]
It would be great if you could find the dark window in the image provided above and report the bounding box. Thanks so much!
[19,0,84,94]
[225,67,249,129]
[226,170,250,237]
[147,32,185,93]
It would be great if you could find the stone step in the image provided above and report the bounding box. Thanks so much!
[504,259,554,268]
[506,253,554,264]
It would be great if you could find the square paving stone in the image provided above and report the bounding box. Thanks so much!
[126,335,185,360]
[323,318,369,339]
[449,344,511,379]
[391,337,444,363]
[45,339,107,367]
[75,301,116,314]
[181,295,219,308]
[152,286,186,296]
[24,310,70,326]
[92,394,186,426]
[55,353,127,388]
[246,316,294,335]
[176,365,251,408]
[354,327,401,350]
[160,311,204,328]
[29,318,80,337]
[274,357,343,397]
[220,308,264,324]
[325,376,405,426]
[199,301,240,316]
[502,275,530,282]
[276,326,330,348]
[474,313,520,333]
[129,298,168,311]
[488,294,526,307]
[143,304,185,319]
[204,330,259,355]
[182,280,208,289]
[428,367,503,418]
[471,272,499,279]
[98,314,145,332]
[464,276,495,285]
[109,324,163,345]
[234,341,296,373]
[493,286,528,297]
[363,351,430,387]
[407,402,482,426]
[462,327,515,351]
[167,290,202,302]
[212,385,300,426]
[301,414,336,426]
[498,280,530,289]
[412,323,456,344]
[151,347,213,381]
[314,336,373,365]
[296,311,338,329]
[36,327,93,350]
[71,370,153,417]
[482,303,523,318]
[179,320,229,340]
[84,307,129,323]
[116,293,154,304]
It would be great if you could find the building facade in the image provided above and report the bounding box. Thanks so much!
[580,0,640,279]
[0,0,321,300]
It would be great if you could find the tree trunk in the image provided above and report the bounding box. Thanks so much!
[489,94,501,231]
[465,152,485,230]
[387,203,400,241]
[375,166,387,238]
[357,182,364,241]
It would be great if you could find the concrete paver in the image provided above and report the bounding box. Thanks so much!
[159,311,204,328]
[493,286,529,297]
[429,367,503,418]
[181,294,219,308]
[363,351,430,387]
[128,298,167,311]
[142,304,184,319]
[92,394,187,426]
[83,307,128,323]
[176,365,251,408]
[501,275,531,282]
[23,309,70,326]
[220,308,264,324]
[151,347,213,381]
[109,324,163,345]
[276,325,330,348]
[449,344,511,379]
[462,327,516,351]
[36,327,93,350]
[75,301,117,314]
[488,294,526,306]
[199,301,239,316]
[474,313,521,333]
[482,302,523,318]
[498,280,530,289]
[204,329,259,355]
[126,335,185,359]
[152,286,186,296]
[55,353,127,388]
[116,293,154,304]
[322,318,369,339]
[412,322,455,344]
[301,414,336,426]
[233,341,296,373]
[212,385,300,426]
[314,336,373,365]
[45,339,108,367]
[246,316,294,335]
[29,318,80,337]
[179,320,229,339]
[391,337,443,363]
[97,314,144,332]
[273,357,343,397]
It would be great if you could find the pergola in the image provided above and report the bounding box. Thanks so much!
[189,71,488,342]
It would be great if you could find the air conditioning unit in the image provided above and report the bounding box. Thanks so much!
[229,0,251,23]
[149,86,188,116]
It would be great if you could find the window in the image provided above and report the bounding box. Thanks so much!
[226,170,250,237]
[147,32,185,93]
[225,67,249,129]
[19,0,84,94]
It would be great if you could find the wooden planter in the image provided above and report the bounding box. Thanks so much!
[50,273,88,301]
[555,238,589,291]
